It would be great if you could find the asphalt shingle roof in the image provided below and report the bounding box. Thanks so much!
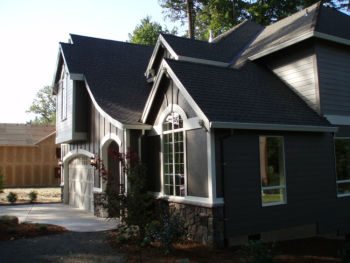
[166,59,332,127]
[234,2,350,66]
[162,20,263,63]
[60,34,153,125]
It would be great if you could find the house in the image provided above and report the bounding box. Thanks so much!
[0,124,60,187]
[53,2,350,246]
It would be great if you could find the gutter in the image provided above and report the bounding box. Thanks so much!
[210,121,338,133]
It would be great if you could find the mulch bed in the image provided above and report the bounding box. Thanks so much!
[108,230,347,263]
[0,218,68,241]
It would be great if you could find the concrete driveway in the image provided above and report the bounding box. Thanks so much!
[0,203,118,232]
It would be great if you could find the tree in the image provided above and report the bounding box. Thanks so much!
[26,86,56,125]
[159,0,348,39]
[128,16,177,46]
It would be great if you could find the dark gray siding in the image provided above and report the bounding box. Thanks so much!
[186,129,208,198]
[222,130,345,237]
[264,42,320,113]
[141,134,161,192]
[74,81,89,133]
[335,125,350,137]
[316,41,350,116]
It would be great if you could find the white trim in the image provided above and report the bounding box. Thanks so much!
[325,115,350,125]
[314,31,350,47]
[259,136,287,207]
[154,104,187,134]
[100,133,123,192]
[207,130,216,203]
[211,121,337,132]
[141,60,210,130]
[177,56,229,67]
[153,192,224,207]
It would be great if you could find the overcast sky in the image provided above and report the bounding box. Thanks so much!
[0,0,183,123]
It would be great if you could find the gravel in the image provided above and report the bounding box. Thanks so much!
[0,231,126,263]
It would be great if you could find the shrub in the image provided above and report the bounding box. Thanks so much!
[146,213,186,254]
[28,191,38,203]
[338,243,350,263]
[36,224,48,231]
[7,192,17,204]
[239,240,276,263]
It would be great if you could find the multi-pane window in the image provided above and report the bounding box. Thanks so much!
[163,112,185,196]
[335,138,350,196]
[260,136,286,205]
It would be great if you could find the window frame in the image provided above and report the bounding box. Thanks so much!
[334,137,350,198]
[161,109,187,198]
[259,135,287,207]
[60,72,68,121]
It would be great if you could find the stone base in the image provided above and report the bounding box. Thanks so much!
[94,192,108,217]
[156,200,225,247]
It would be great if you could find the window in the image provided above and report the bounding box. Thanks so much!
[61,73,68,120]
[260,136,286,205]
[163,112,185,196]
[335,138,350,197]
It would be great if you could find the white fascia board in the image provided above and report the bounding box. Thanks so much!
[248,31,314,60]
[51,48,64,93]
[83,78,151,131]
[177,56,229,67]
[141,59,210,129]
[313,31,350,47]
[210,121,338,132]
[145,35,178,77]
[324,115,350,126]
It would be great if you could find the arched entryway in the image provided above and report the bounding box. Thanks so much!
[106,141,121,193]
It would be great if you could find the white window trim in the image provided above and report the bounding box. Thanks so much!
[60,72,68,121]
[334,137,350,198]
[161,109,187,197]
[259,136,287,207]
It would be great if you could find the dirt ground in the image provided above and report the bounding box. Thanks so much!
[0,187,61,204]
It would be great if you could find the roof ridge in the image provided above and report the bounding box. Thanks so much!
[161,33,209,44]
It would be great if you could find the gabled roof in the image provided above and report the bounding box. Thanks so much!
[161,20,263,63]
[59,34,153,126]
[234,2,350,65]
[0,124,56,146]
[165,59,334,131]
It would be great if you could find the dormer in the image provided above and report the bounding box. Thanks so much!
[52,49,88,144]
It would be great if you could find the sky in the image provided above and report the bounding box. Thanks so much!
[0,0,183,123]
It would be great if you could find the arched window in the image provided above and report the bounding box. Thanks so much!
[163,112,185,196]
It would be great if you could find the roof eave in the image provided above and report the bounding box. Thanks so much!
[210,121,337,133]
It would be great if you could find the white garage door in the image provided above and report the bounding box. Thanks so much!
[68,156,94,213]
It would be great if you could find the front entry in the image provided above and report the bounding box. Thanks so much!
[68,156,94,213]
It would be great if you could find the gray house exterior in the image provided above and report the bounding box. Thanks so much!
[53,2,350,246]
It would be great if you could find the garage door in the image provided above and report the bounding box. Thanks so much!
[68,156,94,213]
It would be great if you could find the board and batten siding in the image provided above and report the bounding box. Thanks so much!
[265,44,320,113]
[56,70,74,144]
[316,41,350,117]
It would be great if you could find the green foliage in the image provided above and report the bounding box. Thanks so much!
[159,0,346,40]
[338,243,350,263]
[36,224,48,231]
[28,191,38,203]
[7,192,17,204]
[0,168,4,193]
[128,16,177,46]
[26,86,56,125]
[179,259,190,263]
[239,240,276,263]
[146,213,187,254]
